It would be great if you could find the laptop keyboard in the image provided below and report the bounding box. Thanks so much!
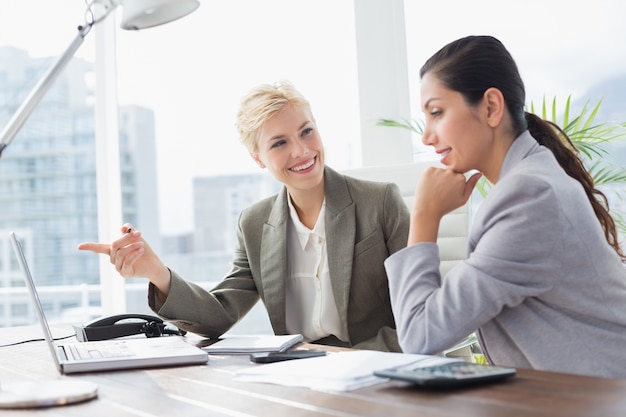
[67,341,135,360]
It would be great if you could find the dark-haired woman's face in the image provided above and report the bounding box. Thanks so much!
[420,73,494,175]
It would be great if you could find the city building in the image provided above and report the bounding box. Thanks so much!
[0,46,158,325]
[192,173,281,253]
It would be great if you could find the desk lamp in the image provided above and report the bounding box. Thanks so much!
[0,0,200,156]
[0,0,199,409]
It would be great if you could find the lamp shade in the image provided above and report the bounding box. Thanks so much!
[120,0,200,30]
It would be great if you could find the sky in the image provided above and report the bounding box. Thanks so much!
[2,0,626,234]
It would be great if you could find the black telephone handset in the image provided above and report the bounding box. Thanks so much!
[73,313,186,342]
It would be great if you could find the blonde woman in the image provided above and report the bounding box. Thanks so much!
[79,81,409,351]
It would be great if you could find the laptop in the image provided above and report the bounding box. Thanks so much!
[10,231,208,374]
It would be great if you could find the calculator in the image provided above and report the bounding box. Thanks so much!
[374,361,516,389]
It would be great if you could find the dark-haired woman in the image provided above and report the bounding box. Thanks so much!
[385,35,626,378]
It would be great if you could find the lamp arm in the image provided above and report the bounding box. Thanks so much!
[0,0,125,157]
[1,0,137,157]
[0,1,124,157]
[0,0,198,158]
[0,24,96,157]
[0,25,95,157]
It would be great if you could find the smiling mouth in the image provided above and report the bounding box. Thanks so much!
[438,148,451,161]
[290,157,316,172]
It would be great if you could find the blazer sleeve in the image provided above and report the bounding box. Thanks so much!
[385,173,561,354]
[147,211,261,339]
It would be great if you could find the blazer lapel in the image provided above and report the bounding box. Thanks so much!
[323,167,356,332]
[260,188,289,334]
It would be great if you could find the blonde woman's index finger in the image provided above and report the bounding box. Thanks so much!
[77,242,111,256]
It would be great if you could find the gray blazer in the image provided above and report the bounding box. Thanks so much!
[150,166,409,351]
[386,131,626,378]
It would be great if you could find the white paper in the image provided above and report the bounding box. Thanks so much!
[202,334,303,354]
[234,350,460,391]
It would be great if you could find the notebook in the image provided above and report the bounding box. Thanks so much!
[202,334,303,354]
[10,231,208,375]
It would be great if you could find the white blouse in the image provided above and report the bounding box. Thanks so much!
[285,197,347,343]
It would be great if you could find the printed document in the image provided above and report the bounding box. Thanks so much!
[235,350,460,391]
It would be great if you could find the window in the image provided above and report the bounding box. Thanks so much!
[1,1,623,331]
[0,1,362,332]
[0,1,100,324]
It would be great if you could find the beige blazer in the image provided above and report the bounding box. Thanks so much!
[150,166,409,351]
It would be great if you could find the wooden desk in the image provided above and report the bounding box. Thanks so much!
[1,325,625,416]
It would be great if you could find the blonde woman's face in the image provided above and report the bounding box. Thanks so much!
[251,104,325,193]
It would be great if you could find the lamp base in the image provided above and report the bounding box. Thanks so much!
[0,380,98,409]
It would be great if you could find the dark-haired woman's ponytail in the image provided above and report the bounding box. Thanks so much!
[524,112,625,260]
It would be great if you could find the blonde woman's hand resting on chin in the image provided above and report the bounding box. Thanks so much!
[409,167,481,245]
[77,223,172,299]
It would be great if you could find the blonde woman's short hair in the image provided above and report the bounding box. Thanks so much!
[236,80,312,154]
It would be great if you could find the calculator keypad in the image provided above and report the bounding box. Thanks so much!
[375,361,516,388]
[411,362,513,379]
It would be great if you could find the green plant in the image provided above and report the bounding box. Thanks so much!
[376,96,626,234]
[376,118,424,135]
[534,97,626,232]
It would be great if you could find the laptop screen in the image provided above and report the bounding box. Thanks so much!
[10,231,65,373]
